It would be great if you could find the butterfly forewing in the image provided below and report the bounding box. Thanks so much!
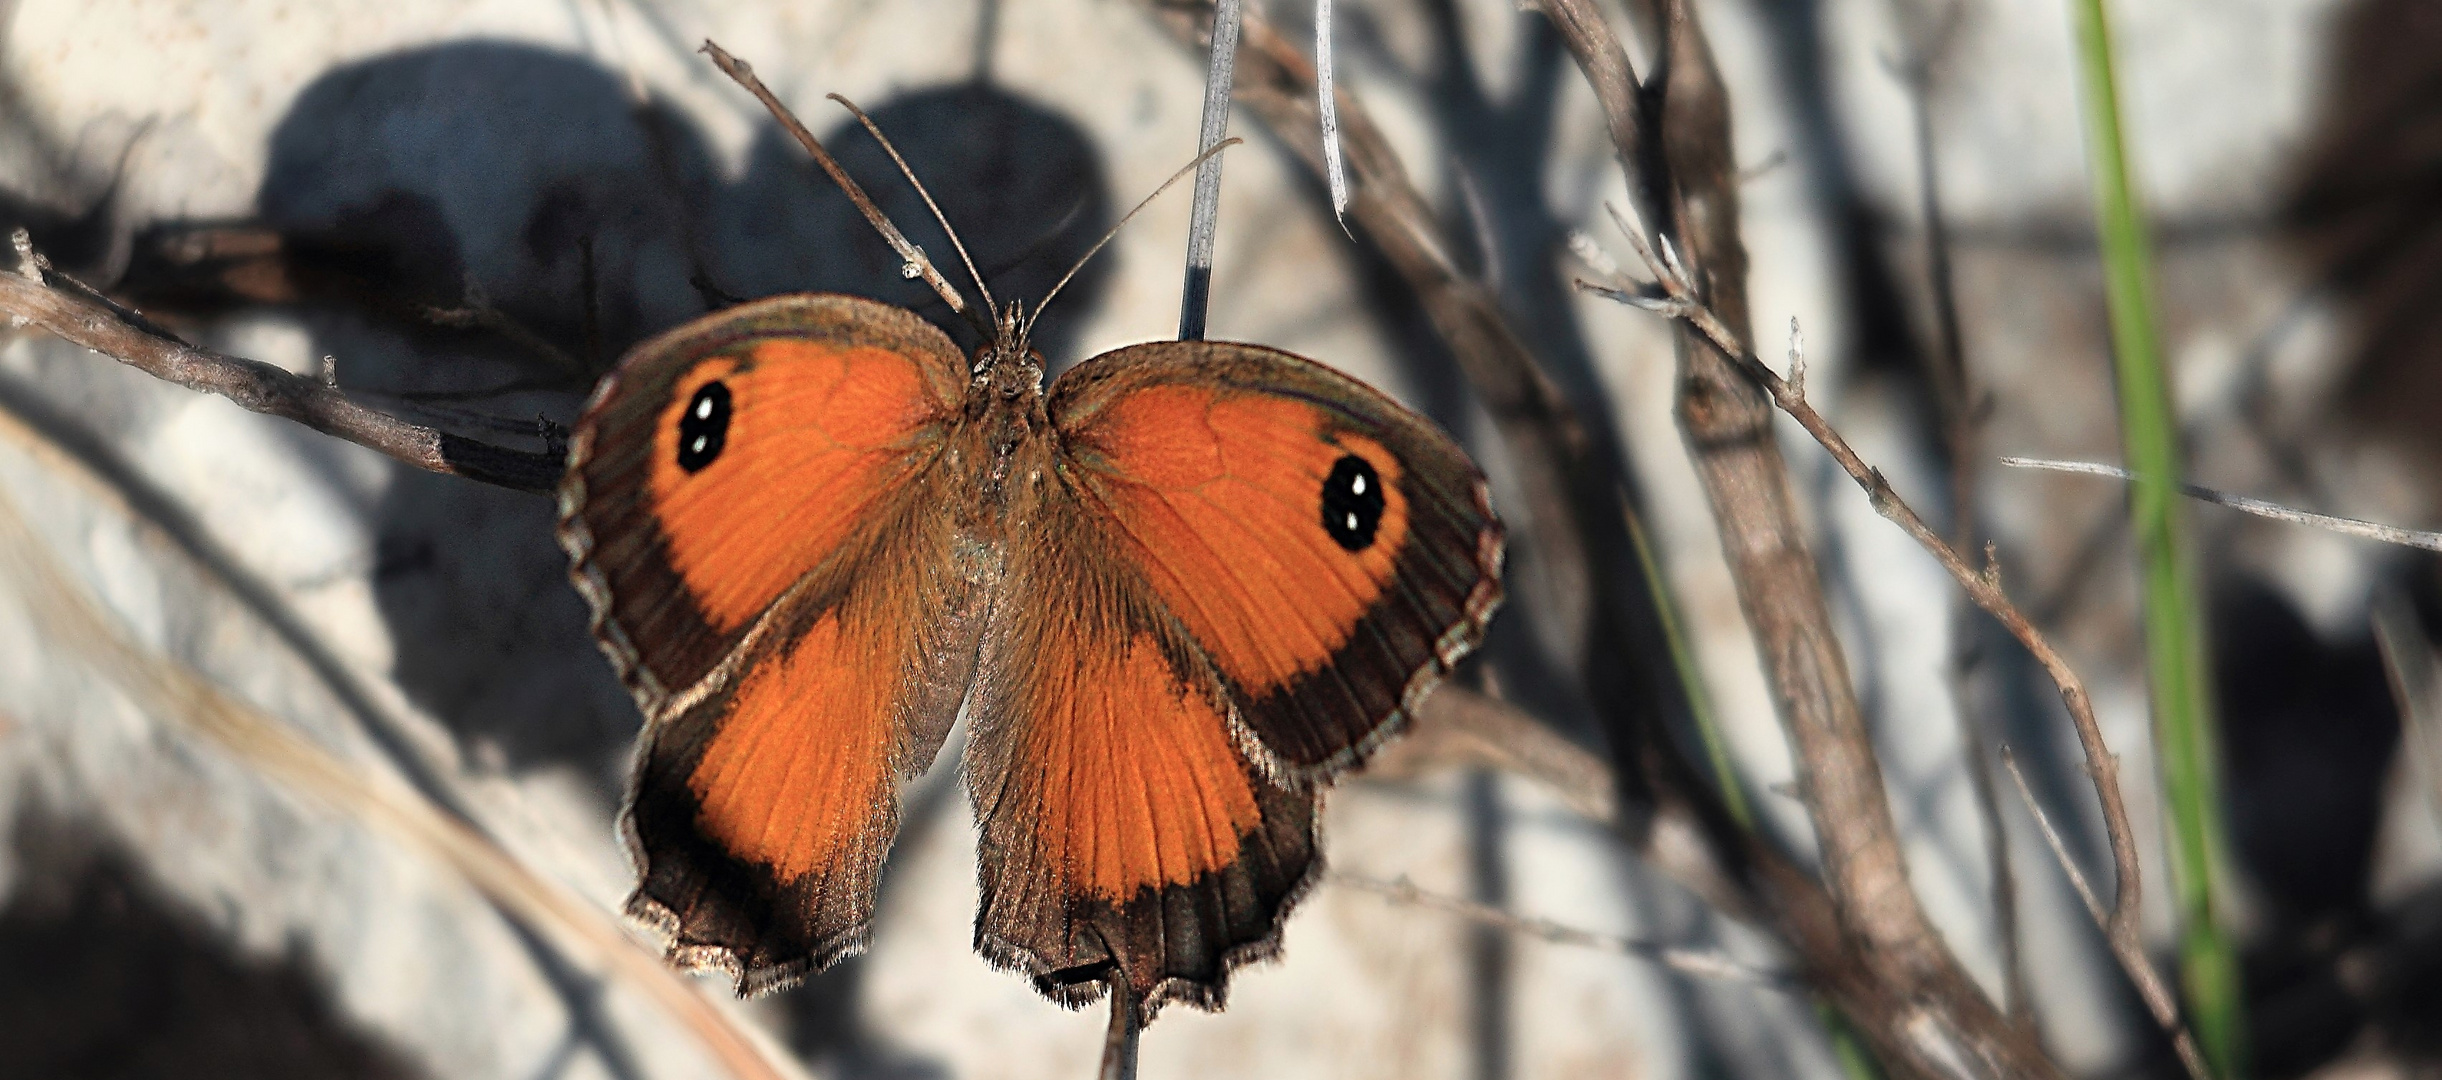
[559,294,973,713]
[1047,341,1505,778]
[558,293,993,993]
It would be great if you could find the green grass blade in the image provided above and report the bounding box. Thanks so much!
[2063,0,2245,1075]
[1624,504,1754,829]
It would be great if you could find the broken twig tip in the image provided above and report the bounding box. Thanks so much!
[1785,317,1807,395]
[10,229,36,280]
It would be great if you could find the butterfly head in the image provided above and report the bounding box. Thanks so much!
[974,299,1046,406]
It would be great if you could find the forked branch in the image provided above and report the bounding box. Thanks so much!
[1580,222,2211,1080]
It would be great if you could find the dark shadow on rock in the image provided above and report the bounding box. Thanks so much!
[255,41,722,369]
[2287,0,2442,465]
[0,813,425,1080]
[713,81,1113,364]
[2218,580,2397,925]
[2211,578,2400,1079]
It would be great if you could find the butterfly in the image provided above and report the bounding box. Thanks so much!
[552,100,1503,1021]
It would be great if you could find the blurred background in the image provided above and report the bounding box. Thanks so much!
[0,0,2436,1077]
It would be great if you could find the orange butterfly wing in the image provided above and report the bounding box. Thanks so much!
[559,294,991,992]
[1051,341,1505,776]
[965,456,1318,1016]
[963,340,1501,1018]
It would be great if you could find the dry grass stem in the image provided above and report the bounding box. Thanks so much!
[1330,872,1798,987]
[2003,456,2442,553]
[1175,0,1243,340]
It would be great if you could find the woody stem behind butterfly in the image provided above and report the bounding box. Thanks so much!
[1133,5,2073,1078]
[0,233,563,494]
[826,93,1001,327]
[698,40,984,335]
[1579,216,2202,1080]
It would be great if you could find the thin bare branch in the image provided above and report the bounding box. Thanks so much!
[1999,746,2211,1080]
[1329,872,1799,987]
[826,93,998,325]
[698,41,978,331]
[1558,1,2054,1074]
[1997,747,2107,928]
[1583,239,2201,1080]
[0,233,561,494]
[2002,456,2442,552]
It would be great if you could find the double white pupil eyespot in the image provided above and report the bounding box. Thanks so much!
[1320,453,1386,552]
[676,380,732,474]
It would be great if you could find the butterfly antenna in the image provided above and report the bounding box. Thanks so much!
[829,93,999,328]
[1024,137,1240,343]
[700,42,982,331]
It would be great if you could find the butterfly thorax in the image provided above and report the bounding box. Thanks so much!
[968,301,1050,490]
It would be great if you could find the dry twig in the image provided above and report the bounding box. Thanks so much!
[0,230,562,494]
[1139,3,2058,1075]
[698,41,975,327]
[1540,0,2053,1074]
[1175,0,1244,341]
[1581,222,2209,1080]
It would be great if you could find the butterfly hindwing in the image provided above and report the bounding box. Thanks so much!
[964,455,1318,1018]
[1047,341,1504,778]
[558,293,990,993]
[624,477,991,992]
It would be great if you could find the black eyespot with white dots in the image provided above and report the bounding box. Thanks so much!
[1320,454,1385,552]
[675,380,731,473]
